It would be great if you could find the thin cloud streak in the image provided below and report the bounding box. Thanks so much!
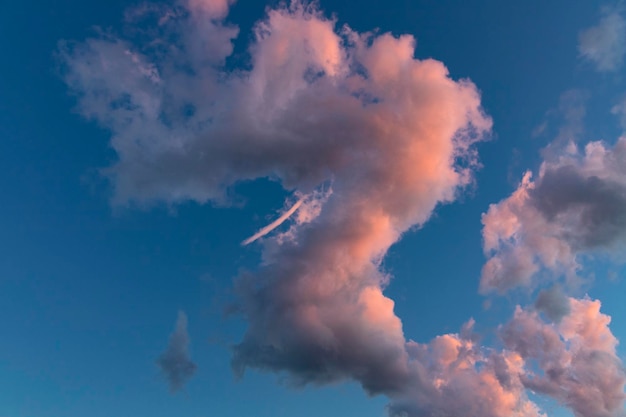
[242,197,304,245]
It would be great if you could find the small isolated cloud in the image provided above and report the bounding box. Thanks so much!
[501,297,626,417]
[157,311,197,392]
[481,137,626,293]
[579,7,626,72]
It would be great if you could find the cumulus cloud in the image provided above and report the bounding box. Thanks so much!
[389,324,544,417]
[481,138,626,293]
[60,0,619,416]
[59,1,626,415]
[501,297,626,417]
[157,311,197,392]
[579,7,626,72]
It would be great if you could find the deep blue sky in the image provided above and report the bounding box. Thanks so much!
[1,1,624,416]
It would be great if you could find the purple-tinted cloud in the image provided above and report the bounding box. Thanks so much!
[390,322,542,417]
[502,297,626,417]
[60,1,626,416]
[481,138,626,293]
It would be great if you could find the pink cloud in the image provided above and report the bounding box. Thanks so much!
[392,329,544,417]
[59,0,626,413]
[58,1,618,416]
[187,0,235,19]
[502,297,626,417]
[481,138,626,293]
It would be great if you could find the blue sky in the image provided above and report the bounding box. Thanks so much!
[1,1,626,416]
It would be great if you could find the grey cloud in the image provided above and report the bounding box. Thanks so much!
[534,286,571,322]
[530,164,626,249]
[157,311,197,392]
[481,138,626,293]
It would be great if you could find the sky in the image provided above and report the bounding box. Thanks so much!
[1,0,626,416]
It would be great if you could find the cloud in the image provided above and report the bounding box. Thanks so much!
[612,95,626,130]
[58,1,613,416]
[501,297,626,417]
[58,0,490,208]
[534,285,571,322]
[533,90,588,158]
[58,1,626,415]
[481,138,626,293]
[389,324,544,417]
[579,7,626,72]
[552,90,587,145]
[157,311,197,392]
[242,196,305,245]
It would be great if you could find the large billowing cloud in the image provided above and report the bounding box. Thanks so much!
[59,0,625,416]
[579,7,626,72]
[481,138,626,293]
[502,297,626,417]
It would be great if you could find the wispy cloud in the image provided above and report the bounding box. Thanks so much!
[612,95,626,129]
[579,7,626,72]
[157,311,197,392]
[532,90,588,155]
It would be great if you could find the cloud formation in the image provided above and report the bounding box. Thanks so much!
[60,1,626,416]
[481,138,626,293]
[579,7,626,72]
[157,311,197,392]
[502,297,626,417]
[390,322,543,417]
